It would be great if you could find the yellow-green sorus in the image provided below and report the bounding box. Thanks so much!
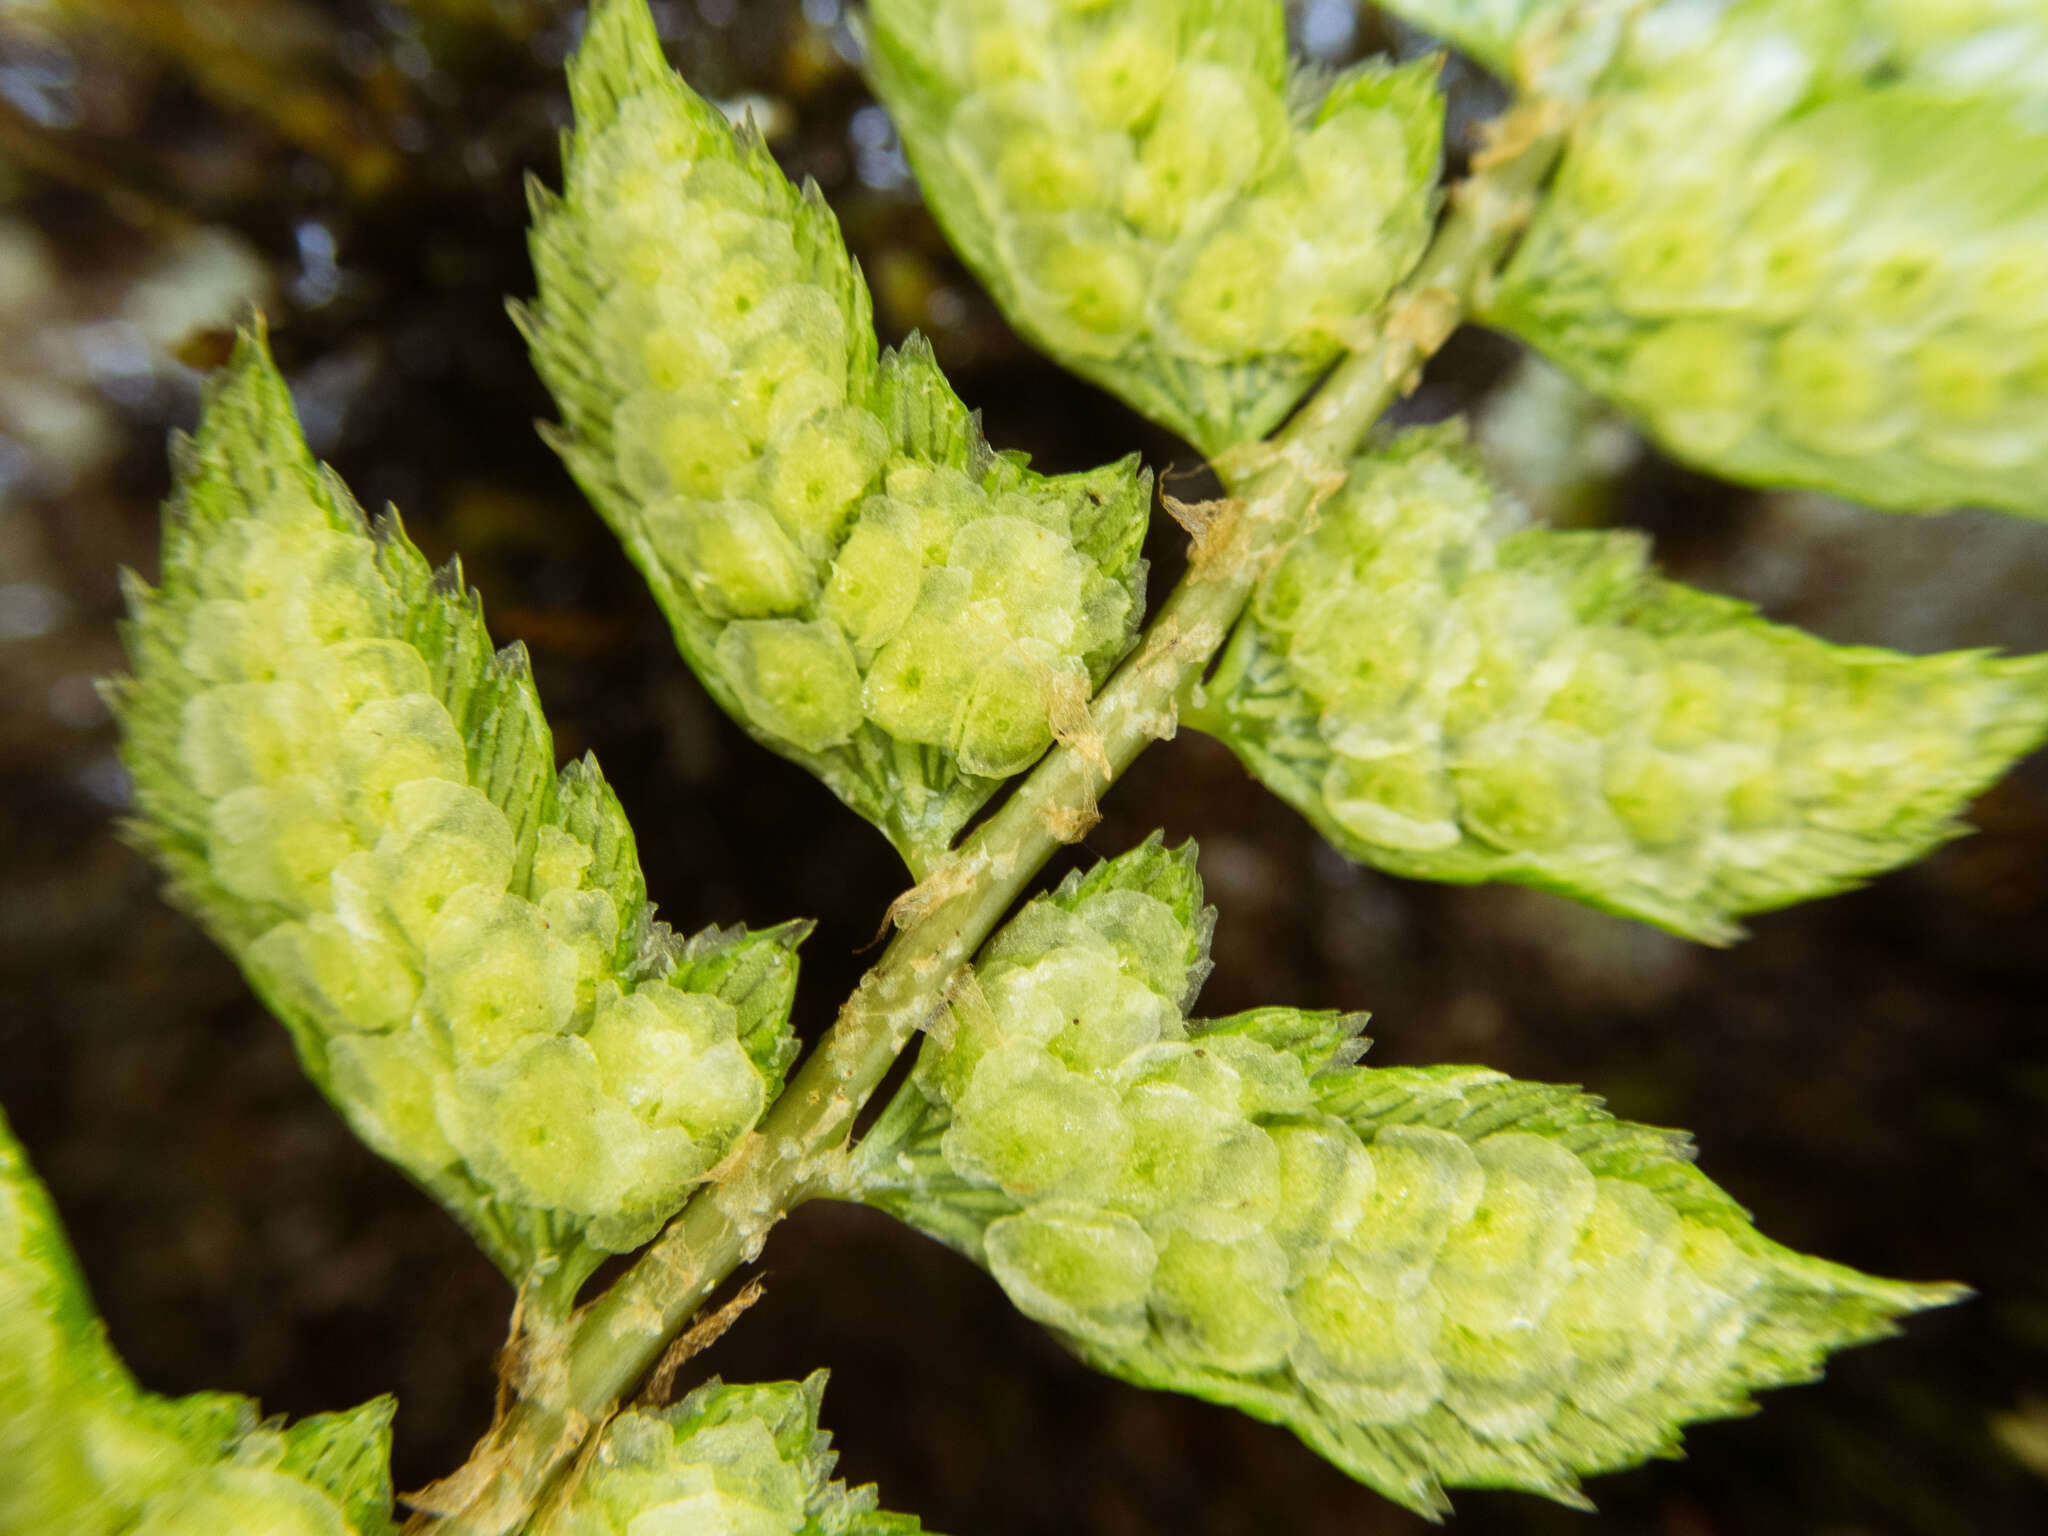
[1,1109,396,1536]
[523,0,1151,872]
[536,1374,930,1536]
[1188,424,2048,942]
[109,332,802,1295]
[852,841,1961,1517]
[1483,0,2048,516]
[865,0,1444,456]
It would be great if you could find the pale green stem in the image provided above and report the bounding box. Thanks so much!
[406,112,1566,1536]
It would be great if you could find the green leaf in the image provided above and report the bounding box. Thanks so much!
[1198,1005,1370,1078]
[0,1105,397,1536]
[109,327,804,1293]
[1871,0,2048,111]
[848,843,1963,1517]
[1186,424,2048,942]
[532,1372,935,1536]
[1387,0,2048,108]
[1487,0,2048,517]
[1373,0,1645,94]
[865,0,1445,457]
[521,0,1152,873]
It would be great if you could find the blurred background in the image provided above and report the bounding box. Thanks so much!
[1,2,2046,1532]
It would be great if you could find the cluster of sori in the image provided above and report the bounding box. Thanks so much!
[1190,426,2048,942]
[111,337,798,1283]
[525,0,1151,868]
[1,1110,394,1536]
[866,0,1444,454]
[538,1375,925,1536]
[1484,0,2048,516]
[855,841,1952,1511]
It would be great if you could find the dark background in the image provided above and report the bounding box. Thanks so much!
[2,3,2045,1532]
